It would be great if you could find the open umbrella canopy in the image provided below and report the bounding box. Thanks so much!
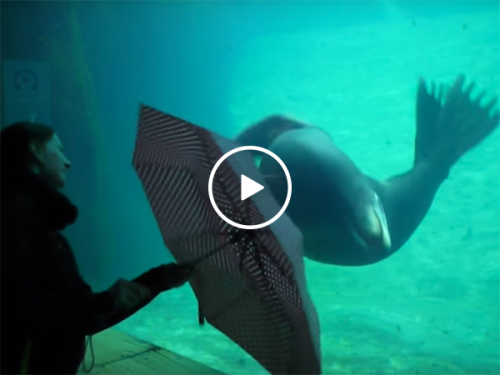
[132,104,321,375]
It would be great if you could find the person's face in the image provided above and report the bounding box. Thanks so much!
[32,134,72,189]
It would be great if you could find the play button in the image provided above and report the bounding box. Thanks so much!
[208,145,292,230]
[241,174,264,201]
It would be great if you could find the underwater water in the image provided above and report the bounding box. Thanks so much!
[2,1,498,374]
[114,5,500,375]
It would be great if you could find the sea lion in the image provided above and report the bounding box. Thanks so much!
[235,75,499,266]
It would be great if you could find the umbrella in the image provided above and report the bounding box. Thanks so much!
[132,104,321,375]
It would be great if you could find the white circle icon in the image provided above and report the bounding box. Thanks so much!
[208,146,292,230]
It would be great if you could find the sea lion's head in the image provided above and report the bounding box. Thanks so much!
[259,125,393,262]
[312,139,392,258]
[347,185,391,256]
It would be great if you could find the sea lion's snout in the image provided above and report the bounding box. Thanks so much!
[352,191,391,252]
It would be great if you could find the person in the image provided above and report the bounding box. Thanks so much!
[0,121,194,374]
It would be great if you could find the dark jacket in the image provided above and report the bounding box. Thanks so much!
[1,171,132,374]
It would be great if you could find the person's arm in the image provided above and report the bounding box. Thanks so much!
[92,283,156,331]
[94,264,194,330]
[2,194,117,336]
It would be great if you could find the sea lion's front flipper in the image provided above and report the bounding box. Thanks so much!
[235,115,310,150]
[415,75,499,172]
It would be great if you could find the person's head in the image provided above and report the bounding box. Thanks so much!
[1,122,71,189]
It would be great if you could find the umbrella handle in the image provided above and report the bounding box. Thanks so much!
[179,241,229,267]
[180,229,258,267]
[178,238,239,328]
[176,230,261,327]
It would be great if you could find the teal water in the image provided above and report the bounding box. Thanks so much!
[114,8,500,374]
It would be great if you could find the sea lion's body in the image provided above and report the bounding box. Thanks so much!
[259,127,390,265]
[237,76,499,266]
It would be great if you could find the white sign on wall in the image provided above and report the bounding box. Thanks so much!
[2,60,52,127]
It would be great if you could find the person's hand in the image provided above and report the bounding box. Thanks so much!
[133,263,194,294]
[108,278,153,311]
[160,263,194,290]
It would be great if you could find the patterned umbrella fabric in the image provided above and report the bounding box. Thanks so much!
[132,104,321,375]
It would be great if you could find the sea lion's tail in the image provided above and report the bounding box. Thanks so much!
[235,115,308,150]
[414,75,499,172]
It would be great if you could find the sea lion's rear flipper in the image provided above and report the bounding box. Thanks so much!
[235,115,309,150]
[415,75,499,171]
[414,77,447,165]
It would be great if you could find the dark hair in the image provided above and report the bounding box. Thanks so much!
[1,121,55,176]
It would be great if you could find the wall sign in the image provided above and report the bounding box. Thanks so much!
[2,60,52,127]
